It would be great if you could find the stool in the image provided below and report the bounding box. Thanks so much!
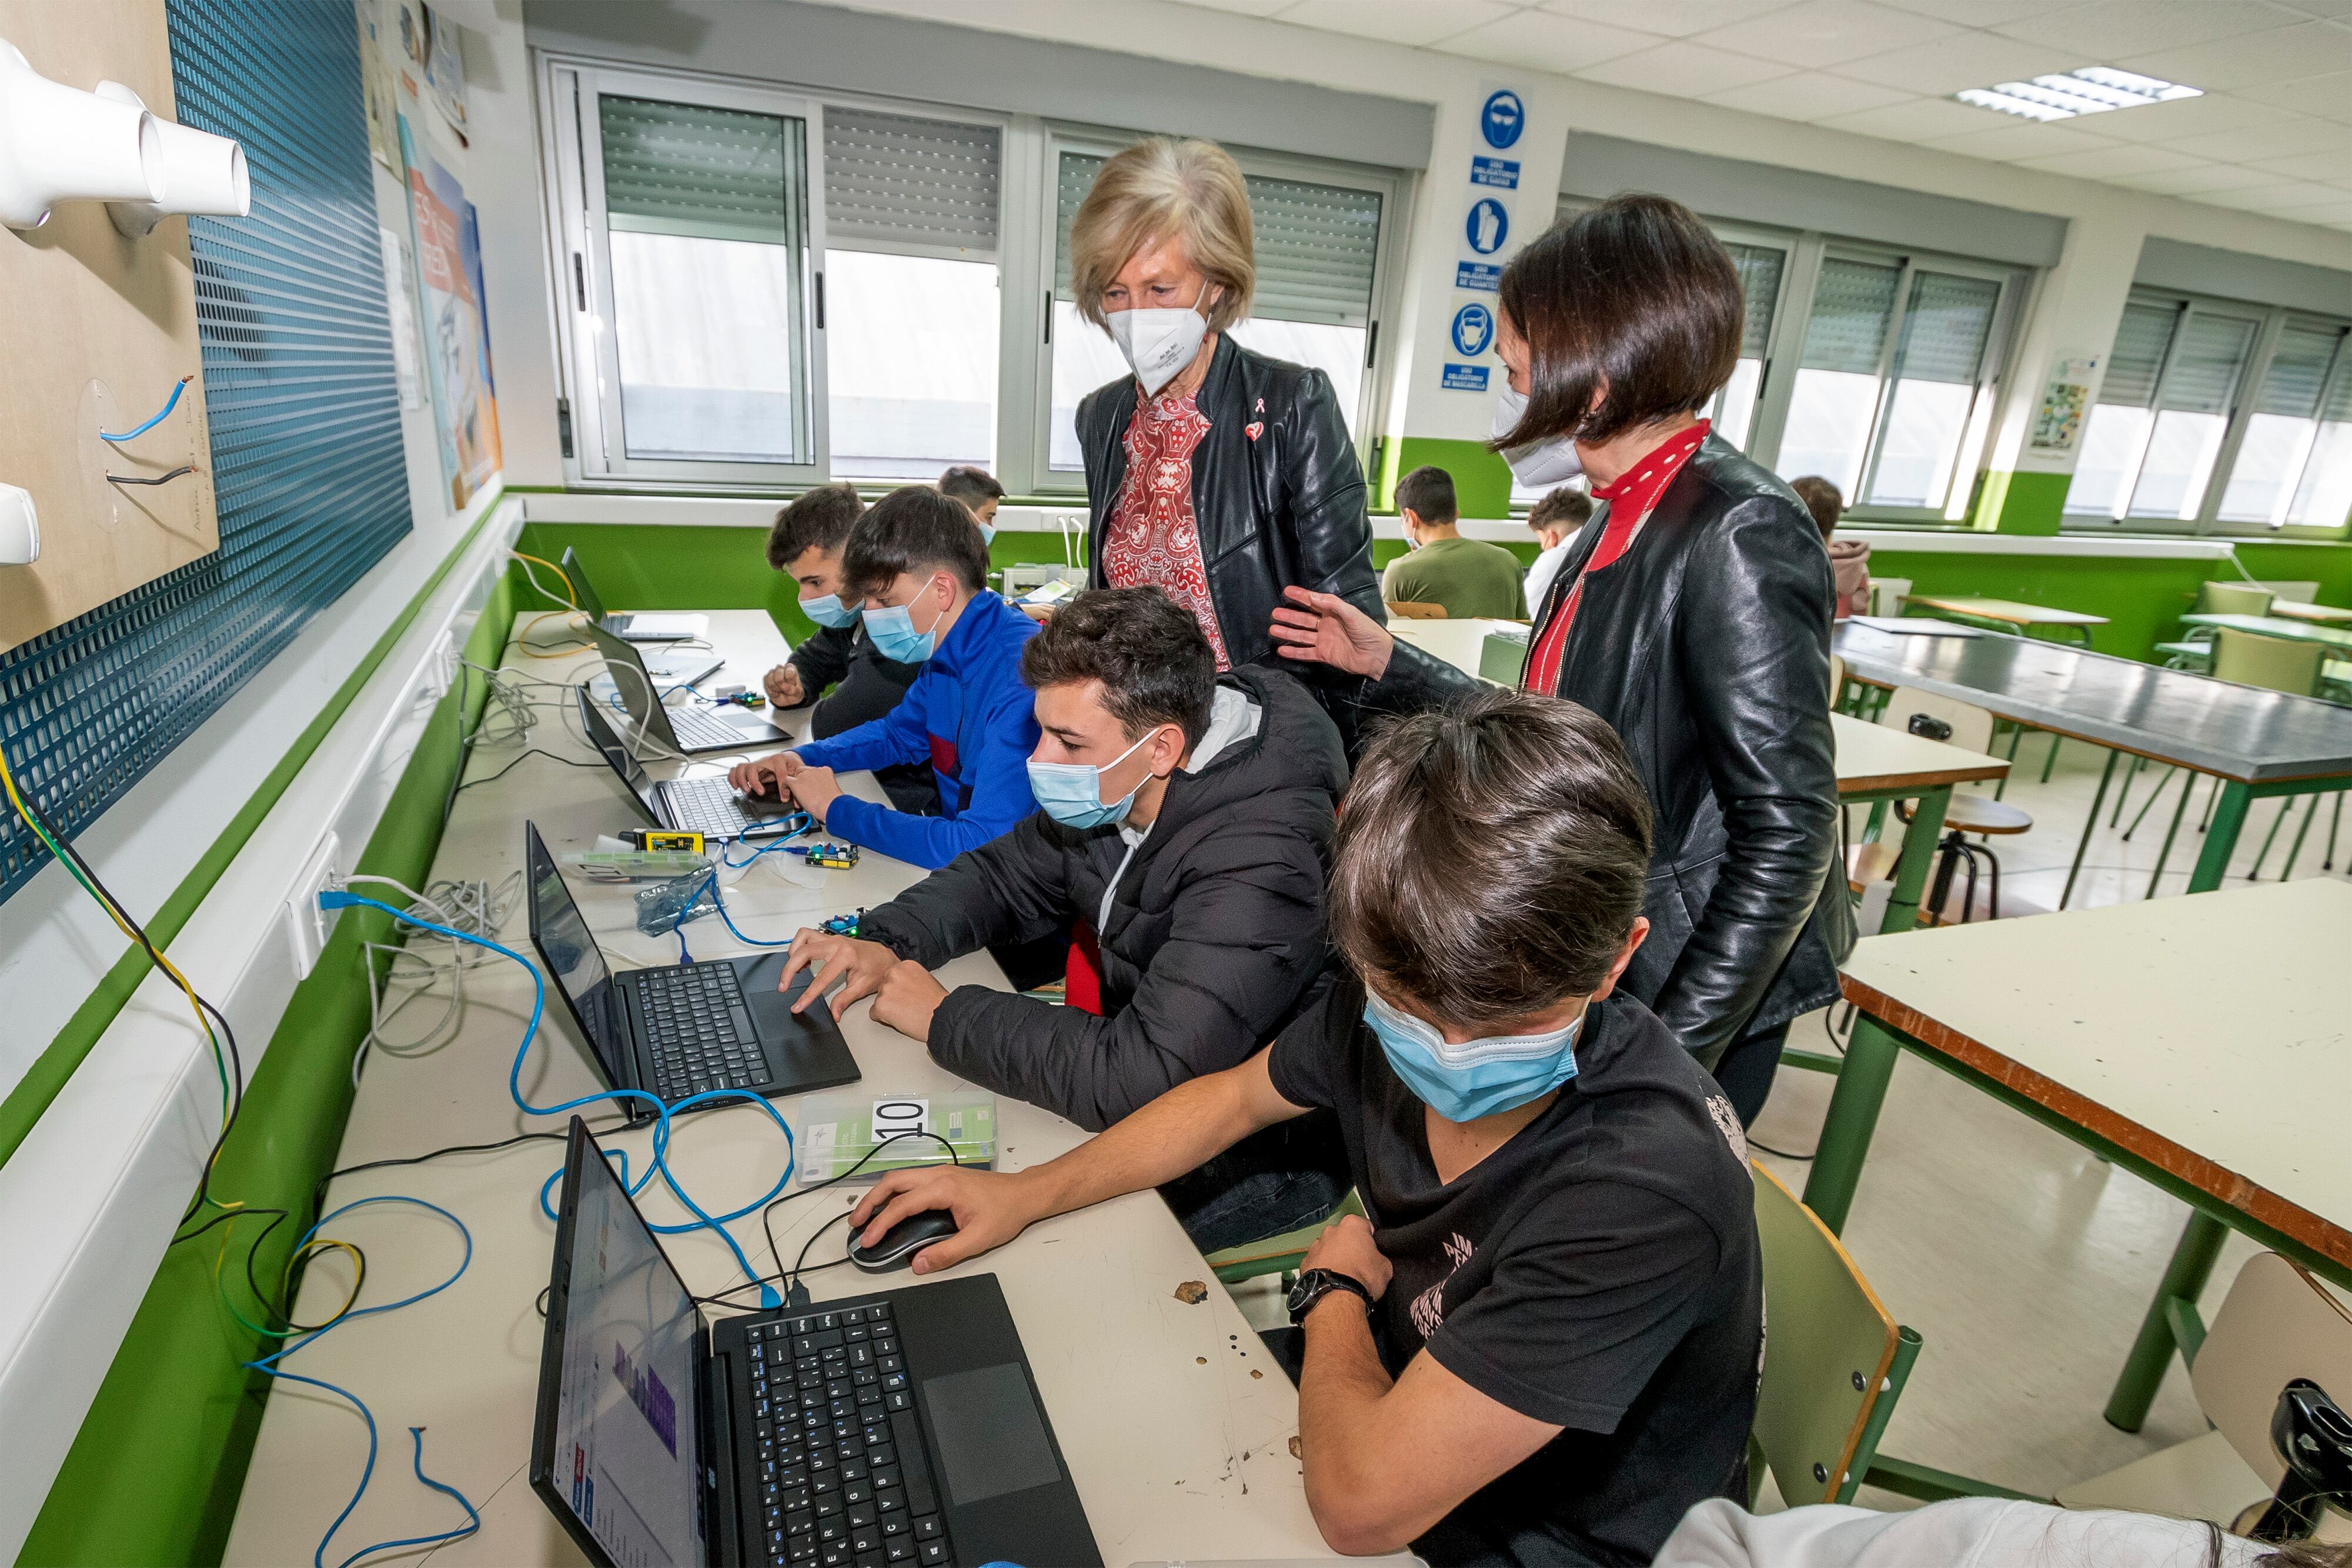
[1896,793,2033,924]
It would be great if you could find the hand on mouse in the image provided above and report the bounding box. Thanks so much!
[870,959,948,1042]
[782,760,840,825]
[727,753,790,800]
[778,931,897,1017]
[850,1165,1044,1276]
[762,663,806,709]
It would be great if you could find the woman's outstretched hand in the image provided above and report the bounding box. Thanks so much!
[1270,585,1395,681]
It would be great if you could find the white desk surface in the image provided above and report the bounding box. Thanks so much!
[1830,712,2009,795]
[1388,617,1523,678]
[1840,876,2352,1274]
[223,610,1334,1566]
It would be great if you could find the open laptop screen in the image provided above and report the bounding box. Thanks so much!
[547,1123,706,1567]
[575,687,661,824]
[560,547,609,623]
[525,823,634,1089]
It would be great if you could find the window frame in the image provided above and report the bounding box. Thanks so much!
[1024,123,1408,497]
[2061,287,2352,539]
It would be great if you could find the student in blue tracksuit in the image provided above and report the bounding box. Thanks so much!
[729,486,1040,870]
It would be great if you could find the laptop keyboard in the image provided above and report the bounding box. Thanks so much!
[664,773,764,838]
[670,703,766,751]
[745,1303,956,1566]
[639,965,763,1099]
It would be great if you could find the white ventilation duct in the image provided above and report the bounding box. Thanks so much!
[95,81,249,238]
[0,39,165,231]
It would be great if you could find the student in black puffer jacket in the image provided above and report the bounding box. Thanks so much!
[780,587,1349,1251]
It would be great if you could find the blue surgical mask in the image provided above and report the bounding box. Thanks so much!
[978,522,997,546]
[800,592,859,629]
[862,582,948,664]
[1025,728,1159,830]
[1362,989,1581,1123]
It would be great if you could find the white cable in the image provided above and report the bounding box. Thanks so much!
[348,872,524,1085]
[507,552,574,611]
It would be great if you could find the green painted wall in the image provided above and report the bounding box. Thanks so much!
[21,570,524,1568]
[1976,470,2069,536]
[1387,437,1515,519]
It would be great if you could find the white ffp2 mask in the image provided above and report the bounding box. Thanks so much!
[1108,307,1210,397]
[1493,386,1584,487]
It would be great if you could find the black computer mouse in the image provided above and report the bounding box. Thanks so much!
[743,772,785,802]
[848,1209,958,1273]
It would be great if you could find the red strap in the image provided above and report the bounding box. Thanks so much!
[1064,920,1104,1016]
[1523,422,1709,694]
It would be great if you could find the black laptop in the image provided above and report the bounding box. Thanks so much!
[524,823,858,1118]
[590,620,794,755]
[533,1117,1102,1568]
[564,545,711,644]
[577,687,805,843]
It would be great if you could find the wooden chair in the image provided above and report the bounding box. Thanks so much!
[1877,687,2032,924]
[1749,1163,1920,1507]
[1387,600,1446,620]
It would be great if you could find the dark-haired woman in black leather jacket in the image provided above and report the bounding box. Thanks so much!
[1274,195,1853,1125]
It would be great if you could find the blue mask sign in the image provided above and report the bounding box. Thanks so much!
[1451,303,1495,358]
[1465,198,1509,256]
[1480,89,1525,149]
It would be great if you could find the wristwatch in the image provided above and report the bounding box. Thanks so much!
[1287,1268,1375,1327]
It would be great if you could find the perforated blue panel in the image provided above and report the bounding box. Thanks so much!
[0,0,410,903]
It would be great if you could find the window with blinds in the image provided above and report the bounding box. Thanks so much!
[1799,258,1900,375]
[601,95,796,244]
[2220,320,2351,527]
[1709,241,1785,451]
[823,108,1000,257]
[1779,258,1901,494]
[2130,305,2260,521]
[2098,301,2179,407]
[1867,271,2000,507]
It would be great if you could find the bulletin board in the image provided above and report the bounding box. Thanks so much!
[0,0,220,650]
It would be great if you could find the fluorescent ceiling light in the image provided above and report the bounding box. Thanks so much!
[1955,66,2201,122]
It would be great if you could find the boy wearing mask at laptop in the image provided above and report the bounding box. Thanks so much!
[847,690,1763,1568]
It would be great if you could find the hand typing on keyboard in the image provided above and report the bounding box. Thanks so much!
[727,753,841,826]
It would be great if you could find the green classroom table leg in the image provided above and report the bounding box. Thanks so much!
[1802,1011,1905,1235]
[2061,750,2121,910]
[1882,785,1949,934]
[2187,780,2254,892]
[2104,1210,2229,1431]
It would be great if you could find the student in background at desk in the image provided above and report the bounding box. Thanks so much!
[779,586,1350,1251]
[850,692,1762,1568]
[939,464,1004,540]
[1381,465,1527,620]
[730,487,1040,869]
[1522,485,1592,617]
[1790,475,1867,621]
[759,483,938,815]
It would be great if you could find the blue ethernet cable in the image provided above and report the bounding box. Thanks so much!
[321,891,793,1304]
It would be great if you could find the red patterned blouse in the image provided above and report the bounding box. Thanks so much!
[1102,389,1232,671]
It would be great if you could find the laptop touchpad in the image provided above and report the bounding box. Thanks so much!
[922,1364,1063,1506]
[739,954,827,1038]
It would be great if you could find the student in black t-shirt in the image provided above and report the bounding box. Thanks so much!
[847,689,1764,1567]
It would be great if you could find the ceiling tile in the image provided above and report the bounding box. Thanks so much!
[1995,0,2310,56]
[2116,19,2352,91]
[1816,96,2017,139]
[1574,38,1798,93]
[2184,179,2350,209]
[2238,68,2352,113]
[2109,162,2284,192]
[1696,0,1962,68]
[1700,69,1916,119]
[1922,121,2121,159]
[1433,9,1666,72]
[1869,0,2050,22]
[2013,143,2216,176]
[2079,92,2297,141]
[2249,146,2352,177]
[1833,30,2083,93]
[1275,0,1519,46]
[1535,0,1796,37]
[2160,117,2352,159]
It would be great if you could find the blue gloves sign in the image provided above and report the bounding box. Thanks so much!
[1480,89,1525,149]
[1451,303,1494,357]
[1465,198,1509,255]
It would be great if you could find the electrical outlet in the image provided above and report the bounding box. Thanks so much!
[285,832,343,980]
[422,629,454,700]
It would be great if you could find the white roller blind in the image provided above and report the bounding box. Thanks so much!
[2255,322,2344,419]
[824,108,1000,256]
[1725,242,1783,359]
[2160,310,2259,415]
[1891,271,1999,385]
[2099,300,2179,408]
[1054,150,1383,326]
[600,94,800,245]
[1800,257,1900,375]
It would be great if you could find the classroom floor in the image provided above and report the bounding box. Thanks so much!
[1235,733,2347,1507]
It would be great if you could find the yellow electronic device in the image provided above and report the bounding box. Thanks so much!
[624,829,706,854]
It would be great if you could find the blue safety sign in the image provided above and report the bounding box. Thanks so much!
[1442,363,1491,392]
[1456,261,1502,292]
[1480,89,1525,149]
[1451,302,1495,357]
[1465,198,1509,255]
[1471,155,1519,189]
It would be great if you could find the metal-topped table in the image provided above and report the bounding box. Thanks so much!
[1833,621,2352,898]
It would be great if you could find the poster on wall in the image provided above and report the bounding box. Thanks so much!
[356,0,402,171]
[1441,82,1528,396]
[391,0,469,144]
[2030,356,2099,456]
[379,225,425,410]
[397,115,501,507]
